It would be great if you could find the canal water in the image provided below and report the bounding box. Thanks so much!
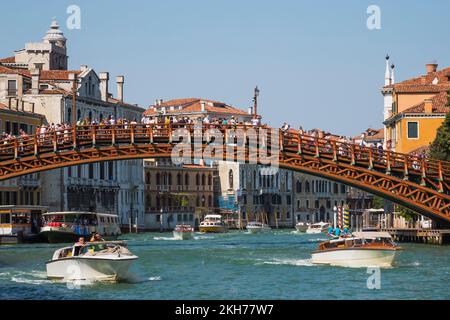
[0,230,448,300]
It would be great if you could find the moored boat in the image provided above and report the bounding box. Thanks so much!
[199,214,228,233]
[39,212,121,243]
[306,222,329,234]
[46,241,138,282]
[246,221,271,234]
[173,224,194,240]
[311,231,401,268]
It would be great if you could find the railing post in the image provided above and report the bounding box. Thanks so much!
[421,159,427,186]
[368,147,373,169]
[34,135,38,156]
[53,131,57,152]
[297,133,302,155]
[149,126,154,144]
[14,139,19,159]
[403,156,409,180]
[332,141,337,162]
[72,126,77,149]
[315,137,320,158]
[92,126,96,147]
[279,129,284,152]
[350,145,355,165]
[130,125,135,144]
[111,126,116,145]
[438,161,444,193]
[386,151,391,175]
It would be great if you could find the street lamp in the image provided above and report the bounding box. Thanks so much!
[252,86,260,119]
[333,205,337,229]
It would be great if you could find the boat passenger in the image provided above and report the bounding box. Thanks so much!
[90,233,105,242]
[334,227,341,237]
[327,226,334,236]
[75,237,86,246]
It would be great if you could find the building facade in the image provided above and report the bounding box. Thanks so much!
[382,58,450,154]
[144,159,217,230]
[0,20,145,228]
[0,102,45,208]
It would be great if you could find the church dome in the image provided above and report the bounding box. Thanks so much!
[42,20,67,44]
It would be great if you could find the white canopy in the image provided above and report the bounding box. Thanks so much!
[352,231,392,239]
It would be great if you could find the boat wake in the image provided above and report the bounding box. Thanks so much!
[256,258,315,267]
[9,270,52,285]
[153,236,178,241]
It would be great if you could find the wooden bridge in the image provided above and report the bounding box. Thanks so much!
[0,124,449,225]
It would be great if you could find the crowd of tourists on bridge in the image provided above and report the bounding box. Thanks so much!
[0,115,428,165]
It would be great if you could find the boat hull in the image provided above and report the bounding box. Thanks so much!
[295,225,308,233]
[311,248,398,268]
[173,231,194,240]
[306,229,325,234]
[199,226,227,233]
[46,256,137,281]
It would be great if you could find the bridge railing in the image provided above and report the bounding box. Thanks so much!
[0,123,448,187]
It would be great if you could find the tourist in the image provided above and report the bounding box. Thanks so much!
[90,233,105,242]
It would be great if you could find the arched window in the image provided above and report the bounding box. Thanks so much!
[156,173,161,185]
[196,173,200,186]
[296,180,302,193]
[228,170,234,189]
[305,181,310,193]
[177,173,182,186]
[168,173,172,185]
[202,174,206,186]
[88,111,92,121]
[77,109,81,121]
[185,173,189,186]
[146,172,151,184]
[253,171,256,187]
[67,108,72,122]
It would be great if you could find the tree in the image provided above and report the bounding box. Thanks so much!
[429,91,450,161]
[372,196,385,209]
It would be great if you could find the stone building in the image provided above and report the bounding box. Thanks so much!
[0,102,45,207]
[0,20,145,228]
[143,158,217,230]
[292,173,348,224]
[217,162,294,228]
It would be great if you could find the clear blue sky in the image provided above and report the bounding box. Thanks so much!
[2,0,450,135]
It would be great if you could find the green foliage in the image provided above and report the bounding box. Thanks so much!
[396,205,417,222]
[429,91,450,161]
[372,196,385,209]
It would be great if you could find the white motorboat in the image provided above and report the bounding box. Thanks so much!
[46,241,138,282]
[199,214,228,233]
[306,222,329,234]
[311,231,401,268]
[173,224,194,240]
[246,221,271,234]
[295,222,309,233]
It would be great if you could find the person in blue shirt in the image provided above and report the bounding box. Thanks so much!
[327,226,334,236]
[343,227,349,235]
[334,227,341,237]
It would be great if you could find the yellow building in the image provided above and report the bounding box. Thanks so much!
[383,62,450,154]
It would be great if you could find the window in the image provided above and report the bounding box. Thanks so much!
[407,122,419,139]
[108,162,114,180]
[296,180,302,193]
[88,164,94,179]
[185,173,189,186]
[228,170,234,189]
[7,80,17,96]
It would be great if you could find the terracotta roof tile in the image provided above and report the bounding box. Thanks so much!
[0,56,15,63]
[144,98,249,117]
[402,91,450,114]
[389,67,450,93]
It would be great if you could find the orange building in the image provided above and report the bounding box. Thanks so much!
[382,61,450,154]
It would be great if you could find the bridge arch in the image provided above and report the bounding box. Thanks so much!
[0,124,448,225]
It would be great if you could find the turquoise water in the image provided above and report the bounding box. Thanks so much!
[0,230,449,300]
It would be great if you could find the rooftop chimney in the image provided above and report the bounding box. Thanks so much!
[99,72,109,101]
[426,63,438,74]
[116,76,124,102]
[200,101,206,112]
[248,106,253,115]
[424,98,433,113]
[31,69,40,95]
